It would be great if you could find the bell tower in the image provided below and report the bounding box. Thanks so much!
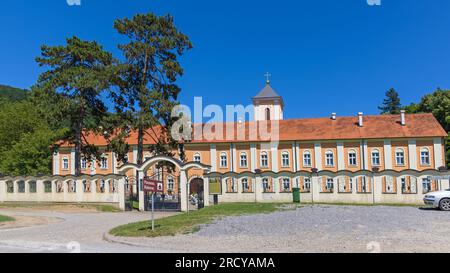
[252,73,284,121]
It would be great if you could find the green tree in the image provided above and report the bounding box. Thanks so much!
[379,88,402,114]
[0,99,60,175]
[405,88,450,168]
[111,13,192,164]
[34,36,114,175]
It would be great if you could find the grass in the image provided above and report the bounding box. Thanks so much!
[0,215,14,223]
[0,202,121,212]
[110,203,283,238]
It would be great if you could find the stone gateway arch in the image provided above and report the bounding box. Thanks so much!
[117,155,212,212]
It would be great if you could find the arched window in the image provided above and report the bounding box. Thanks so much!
[262,178,270,192]
[17,181,25,193]
[6,181,13,193]
[44,181,52,193]
[97,180,106,193]
[62,157,69,170]
[240,152,248,168]
[371,149,380,166]
[29,181,37,193]
[348,149,357,166]
[282,178,291,192]
[193,153,201,163]
[395,149,405,166]
[83,180,91,193]
[220,153,228,168]
[303,150,312,167]
[122,154,129,164]
[67,180,76,193]
[420,148,430,166]
[265,108,271,121]
[325,150,334,167]
[242,178,250,192]
[303,177,311,192]
[281,151,290,167]
[260,151,269,168]
[326,178,334,191]
[55,181,63,193]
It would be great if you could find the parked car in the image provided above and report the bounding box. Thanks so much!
[423,189,450,211]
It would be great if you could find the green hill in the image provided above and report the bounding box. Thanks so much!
[0,84,28,101]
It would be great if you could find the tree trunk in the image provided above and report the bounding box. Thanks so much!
[74,125,82,176]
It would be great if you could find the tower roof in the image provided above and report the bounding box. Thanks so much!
[252,82,284,106]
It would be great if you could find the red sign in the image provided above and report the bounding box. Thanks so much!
[143,179,164,193]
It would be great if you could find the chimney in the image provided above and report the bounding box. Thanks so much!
[331,113,337,120]
[400,110,406,126]
[358,112,364,127]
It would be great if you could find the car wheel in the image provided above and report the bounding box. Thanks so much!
[439,198,450,211]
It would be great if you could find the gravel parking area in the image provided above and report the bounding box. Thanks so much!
[110,205,450,253]
[1,205,450,253]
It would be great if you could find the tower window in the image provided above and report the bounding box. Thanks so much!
[265,108,271,120]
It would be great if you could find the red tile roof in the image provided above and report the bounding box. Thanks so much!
[58,113,447,147]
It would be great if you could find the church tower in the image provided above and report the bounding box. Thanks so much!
[252,74,284,121]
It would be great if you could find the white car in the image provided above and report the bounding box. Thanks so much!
[423,189,450,211]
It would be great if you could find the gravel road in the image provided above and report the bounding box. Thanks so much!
[1,205,450,253]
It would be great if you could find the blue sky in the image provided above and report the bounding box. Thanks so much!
[1,0,450,120]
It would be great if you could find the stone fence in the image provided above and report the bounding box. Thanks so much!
[0,174,126,210]
[207,169,450,205]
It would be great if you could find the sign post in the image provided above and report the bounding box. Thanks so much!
[143,178,164,232]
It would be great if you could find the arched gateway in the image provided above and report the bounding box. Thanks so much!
[117,155,211,212]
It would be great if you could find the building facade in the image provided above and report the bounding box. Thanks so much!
[49,82,448,207]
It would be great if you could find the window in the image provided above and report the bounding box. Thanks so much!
[304,178,311,191]
[395,149,405,166]
[281,152,290,167]
[55,181,63,193]
[371,150,380,166]
[98,180,105,193]
[384,176,395,193]
[29,181,37,193]
[193,153,201,163]
[420,148,430,166]
[168,176,175,191]
[326,178,334,191]
[262,178,270,192]
[6,181,13,193]
[303,151,312,167]
[260,152,268,168]
[282,178,291,192]
[348,150,357,166]
[220,153,227,168]
[122,154,129,164]
[100,156,108,169]
[325,151,334,167]
[62,157,69,170]
[242,178,250,192]
[83,180,91,193]
[67,180,76,193]
[265,108,271,121]
[422,177,431,193]
[80,158,87,170]
[44,181,52,193]
[240,153,248,168]
[18,181,25,193]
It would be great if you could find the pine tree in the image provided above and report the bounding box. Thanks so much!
[379,88,402,115]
